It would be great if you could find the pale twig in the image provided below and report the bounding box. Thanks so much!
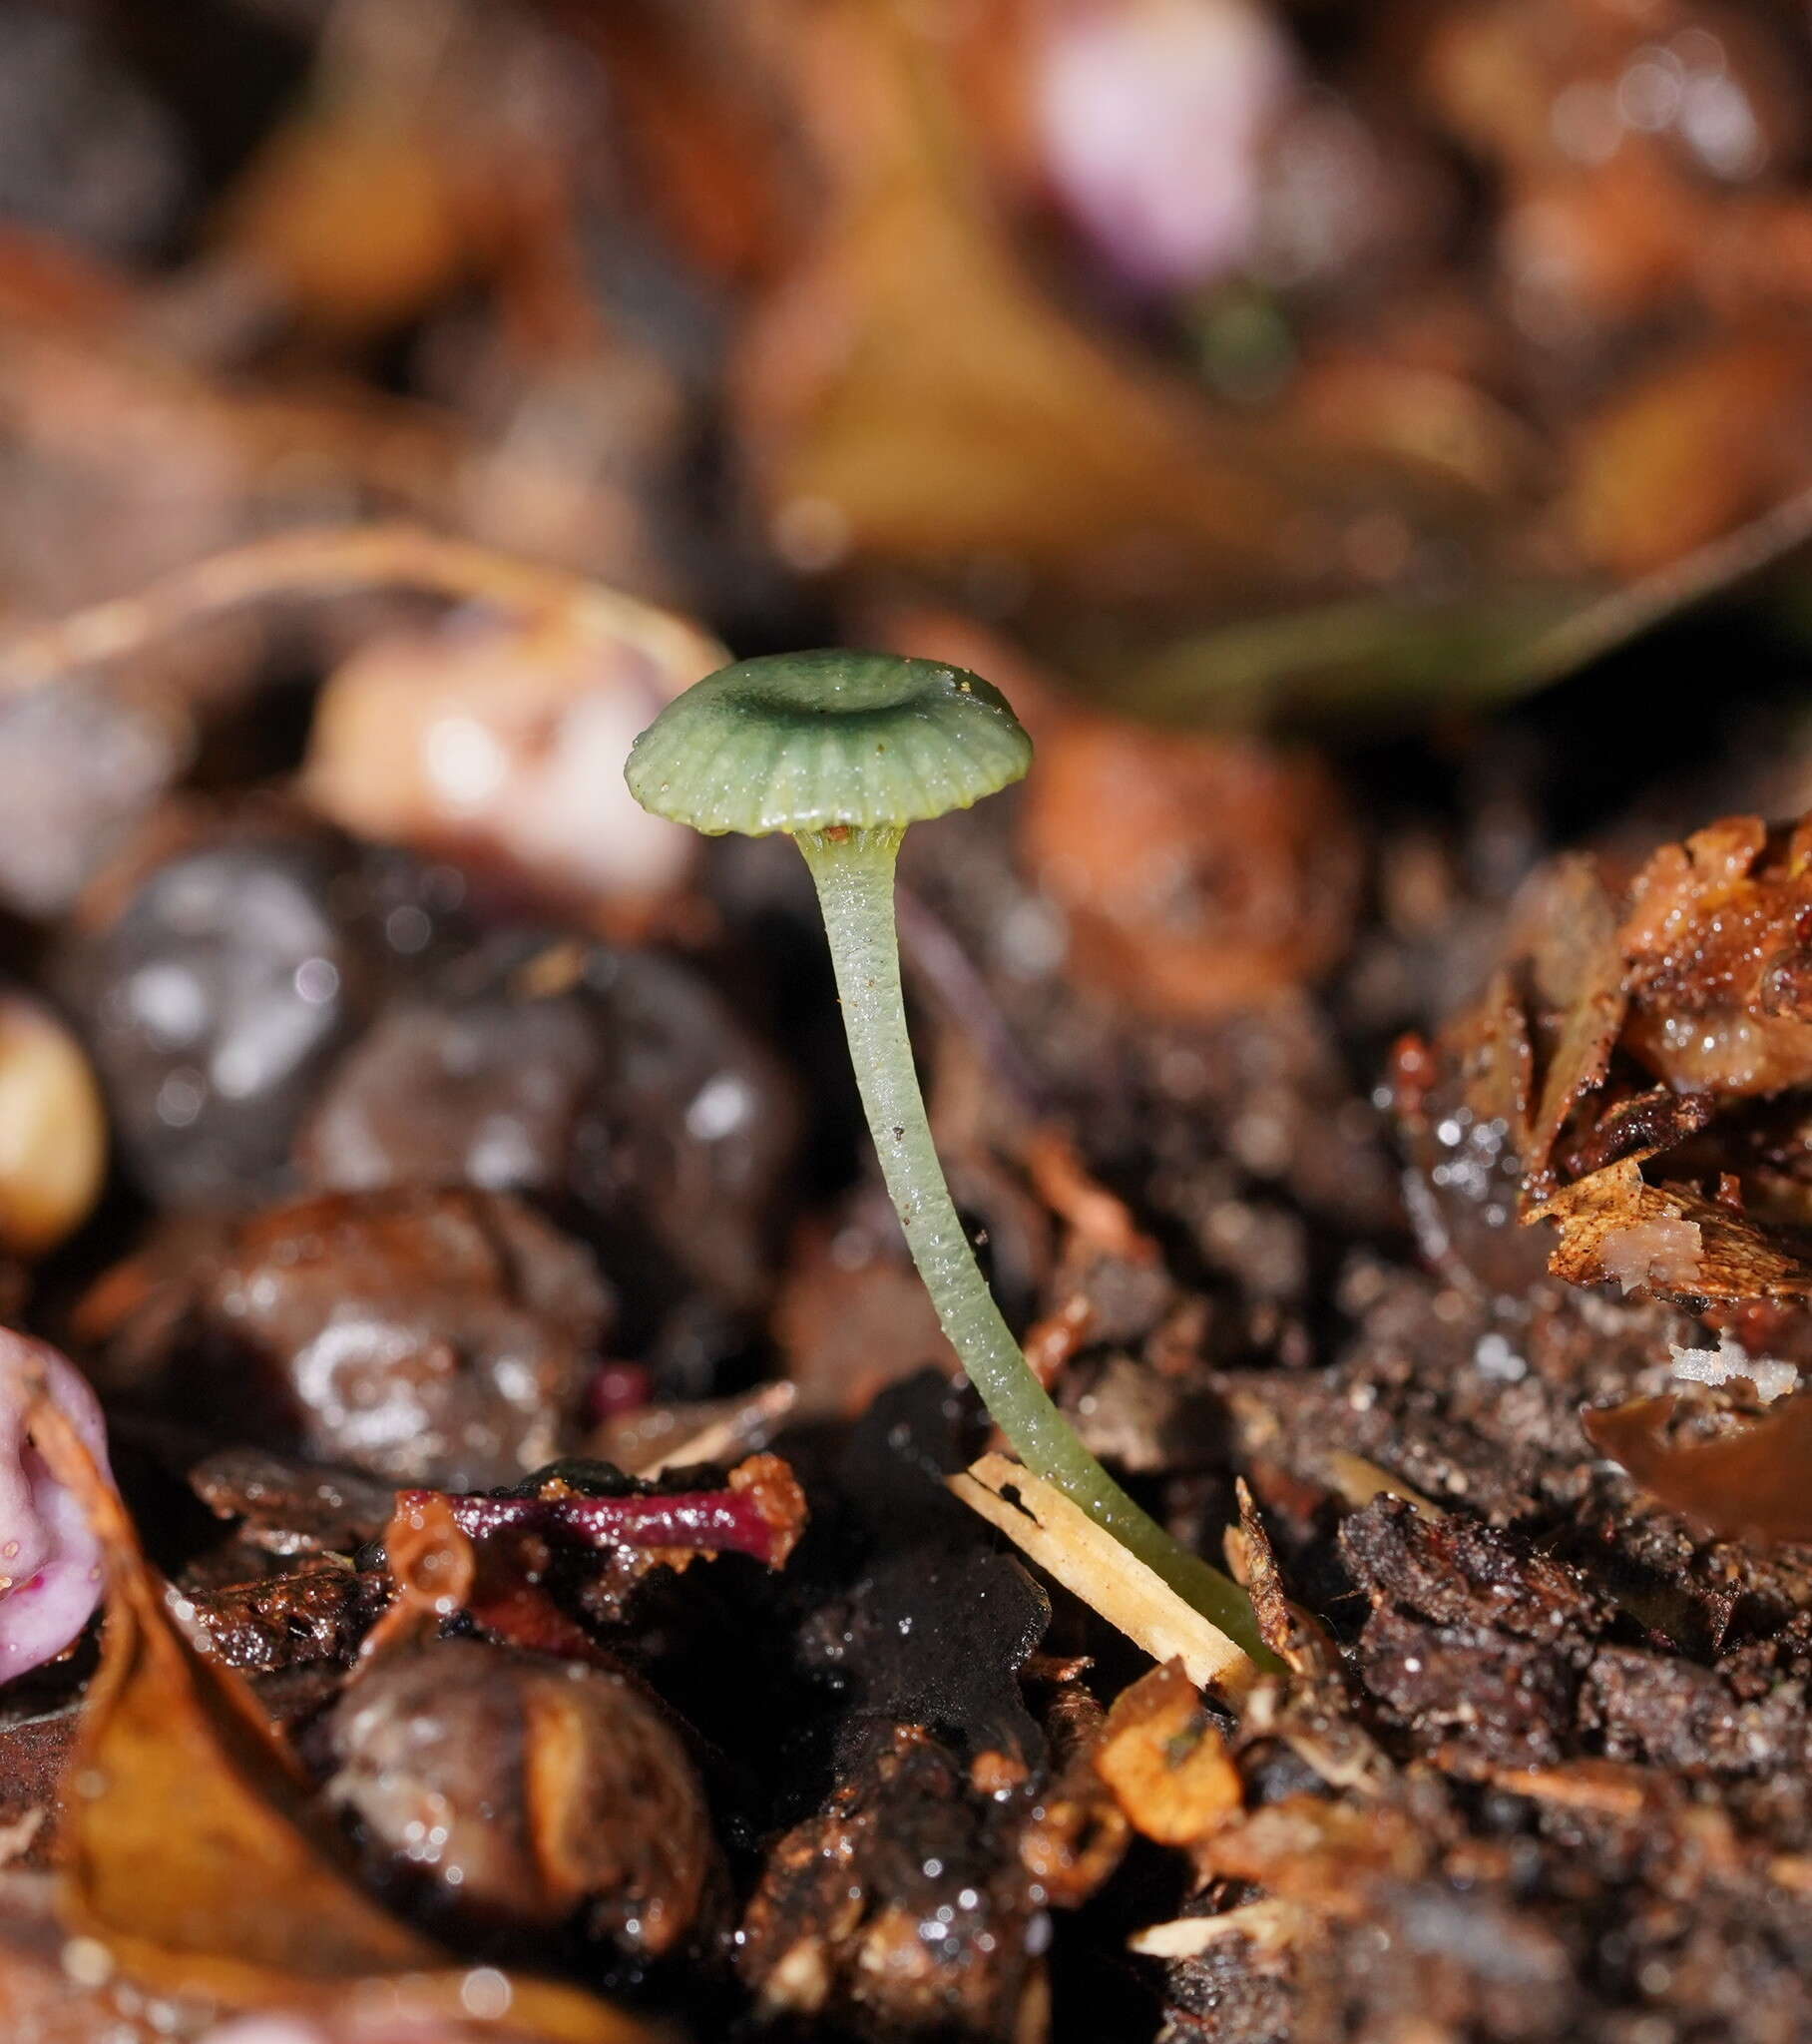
[622,1382,798,1479]
[949,1451,1258,1696]
[0,522,719,694]
[1128,1898,1315,1960]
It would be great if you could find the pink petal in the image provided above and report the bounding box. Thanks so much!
[0,1331,111,1680]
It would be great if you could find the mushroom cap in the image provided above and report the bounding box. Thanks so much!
[624,650,1032,837]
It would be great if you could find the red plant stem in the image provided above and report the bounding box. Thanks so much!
[397,1485,786,1565]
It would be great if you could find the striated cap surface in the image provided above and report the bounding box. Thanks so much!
[625,650,1032,837]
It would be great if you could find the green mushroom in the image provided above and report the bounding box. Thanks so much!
[627,650,1267,1662]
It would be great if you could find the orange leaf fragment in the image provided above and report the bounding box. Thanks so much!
[1094,1660,1242,1848]
[1584,1391,1812,1547]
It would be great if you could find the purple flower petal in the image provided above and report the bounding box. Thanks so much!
[0,1329,111,1680]
[1036,0,1295,291]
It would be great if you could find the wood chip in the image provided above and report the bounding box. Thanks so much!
[0,1808,44,1869]
[1489,1761,1652,1816]
[948,1454,1256,1695]
[616,1381,798,1478]
[1129,1897,1315,1960]
[1094,1662,1241,1846]
[1322,1452,1447,1520]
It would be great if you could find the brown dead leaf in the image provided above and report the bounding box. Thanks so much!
[0,279,664,621]
[1223,1478,1345,1680]
[1558,1085,1715,1184]
[1584,1391,1812,1546]
[558,0,804,287]
[25,1392,662,2042]
[734,0,1489,617]
[1521,853,1625,1190]
[215,78,468,337]
[1413,808,1812,1301]
[1568,332,1812,579]
[1617,815,1812,1100]
[1226,1484,1393,1799]
[1391,970,1549,1295]
[1460,967,1535,1136]
[1533,1157,1812,1306]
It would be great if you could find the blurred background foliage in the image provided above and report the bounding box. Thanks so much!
[0,0,1808,726]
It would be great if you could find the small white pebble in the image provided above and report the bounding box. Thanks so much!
[460,1967,513,2020]
[1474,1331,1527,1382]
[61,1936,114,1989]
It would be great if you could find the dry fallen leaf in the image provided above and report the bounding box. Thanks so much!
[734,0,1489,618]
[1521,852,1625,1190]
[1567,332,1812,579]
[1405,806,1812,1304]
[1532,1158,1812,1307]
[1584,1391,1812,1547]
[1617,815,1812,1101]
[0,279,665,625]
[26,1389,664,2043]
[212,17,470,338]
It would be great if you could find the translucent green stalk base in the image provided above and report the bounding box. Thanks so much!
[799,827,1273,1669]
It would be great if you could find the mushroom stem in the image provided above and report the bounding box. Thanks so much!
[798,826,1271,1664]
